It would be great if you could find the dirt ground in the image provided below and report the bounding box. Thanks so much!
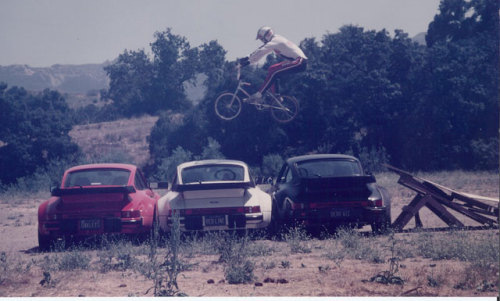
[0,172,498,298]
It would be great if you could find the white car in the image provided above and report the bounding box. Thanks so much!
[156,159,272,233]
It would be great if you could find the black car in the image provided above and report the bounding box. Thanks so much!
[270,154,391,233]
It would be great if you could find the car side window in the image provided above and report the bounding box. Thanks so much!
[278,166,289,184]
[279,166,292,184]
[285,168,294,183]
[134,171,147,190]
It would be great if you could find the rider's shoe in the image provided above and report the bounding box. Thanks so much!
[247,92,263,104]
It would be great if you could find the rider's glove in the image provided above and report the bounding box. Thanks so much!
[238,57,250,67]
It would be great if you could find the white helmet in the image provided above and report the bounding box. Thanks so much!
[256,26,274,43]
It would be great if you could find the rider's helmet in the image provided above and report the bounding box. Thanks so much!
[256,26,274,43]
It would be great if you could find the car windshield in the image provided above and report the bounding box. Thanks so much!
[64,169,131,187]
[181,164,245,184]
[296,159,361,178]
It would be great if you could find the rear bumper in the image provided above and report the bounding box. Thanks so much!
[288,207,388,227]
[163,212,271,232]
[39,216,146,238]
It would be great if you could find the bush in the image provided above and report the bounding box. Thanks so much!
[225,260,255,284]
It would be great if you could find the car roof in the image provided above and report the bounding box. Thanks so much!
[286,154,359,165]
[177,159,248,170]
[65,163,137,173]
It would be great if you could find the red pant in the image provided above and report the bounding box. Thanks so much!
[259,57,307,94]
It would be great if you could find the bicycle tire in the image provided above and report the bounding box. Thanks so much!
[270,95,299,123]
[214,92,242,121]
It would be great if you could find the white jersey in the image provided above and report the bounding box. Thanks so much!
[248,34,307,65]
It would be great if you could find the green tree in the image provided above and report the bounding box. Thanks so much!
[103,49,154,116]
[0,86,79,185]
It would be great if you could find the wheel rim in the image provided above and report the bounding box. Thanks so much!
[270,95,298,123]
[215,93,241,120]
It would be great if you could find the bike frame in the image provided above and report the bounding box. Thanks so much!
[232,65,289,111]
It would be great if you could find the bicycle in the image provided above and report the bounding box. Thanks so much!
[214,64,299,123]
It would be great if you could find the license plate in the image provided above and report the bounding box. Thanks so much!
[80,219,101,230]
[330,209,350,218]
[204,215,226,227]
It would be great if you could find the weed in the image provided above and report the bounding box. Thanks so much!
[225,258,255,284]
[282,225,312,254]
[97,237,137,272]
[0,252,7,284]
[145,213,185,297]
[57,249,91,271]
[280,260,291,269]
[216,232,256,284]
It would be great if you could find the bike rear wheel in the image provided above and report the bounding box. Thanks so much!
[215,93,242,121]
[270,95,299,123]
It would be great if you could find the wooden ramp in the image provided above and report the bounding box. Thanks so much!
[384,164,499,231]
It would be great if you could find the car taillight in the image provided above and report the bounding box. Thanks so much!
[168,209,186,216]
[244,206,261,213]
[291,203,306,210]
[47,213,62,221]
[121,210,141,218]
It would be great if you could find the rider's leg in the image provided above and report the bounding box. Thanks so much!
[248,58,306,103]
[257,57,306,95]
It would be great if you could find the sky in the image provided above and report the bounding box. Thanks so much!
[0,0,442,67]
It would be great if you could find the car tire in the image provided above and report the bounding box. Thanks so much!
[371,212,391,235]
[267,201,282,239]
[38,232,52,251]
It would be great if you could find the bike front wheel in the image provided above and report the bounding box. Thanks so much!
[270,95,299,123]
[214,93,242,121]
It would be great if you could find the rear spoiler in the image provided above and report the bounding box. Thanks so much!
[173,182,254,192]
[51,186,136,196]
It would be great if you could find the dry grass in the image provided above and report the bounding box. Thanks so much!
[0,169,498,297]
[69,115,158,166]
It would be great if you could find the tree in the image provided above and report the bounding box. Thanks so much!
[0,86,79,185]
[103,49,154,116]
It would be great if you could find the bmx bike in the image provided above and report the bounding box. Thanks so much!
[214,64,299,123]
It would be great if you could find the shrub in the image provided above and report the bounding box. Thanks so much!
[225,260,255,284]
[282,225,312,254]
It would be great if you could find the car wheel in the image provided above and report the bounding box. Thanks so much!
[267,201,282,239]
[371,213,391,235]
[38,232,52,251]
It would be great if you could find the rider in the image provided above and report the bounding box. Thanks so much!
[238,26,308,103]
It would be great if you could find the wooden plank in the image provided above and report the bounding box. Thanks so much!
[438,197,498,225]
[392,194,427,230]
[424,196,464,227]
[385,164,499,230]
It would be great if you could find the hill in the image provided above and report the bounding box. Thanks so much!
[0,63,109,94]
[69,115,159,167]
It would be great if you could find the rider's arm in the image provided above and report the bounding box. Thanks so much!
[238,57,250,67]
[248,42,275,64]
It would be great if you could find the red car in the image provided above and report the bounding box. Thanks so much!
[38,163,163,249]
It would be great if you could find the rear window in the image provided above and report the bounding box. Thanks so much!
[64,169,131,187]
[296,159,361,178]
[181,164,245,184]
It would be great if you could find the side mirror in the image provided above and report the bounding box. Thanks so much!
[50,183,60,193]
[149,182,169,189]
